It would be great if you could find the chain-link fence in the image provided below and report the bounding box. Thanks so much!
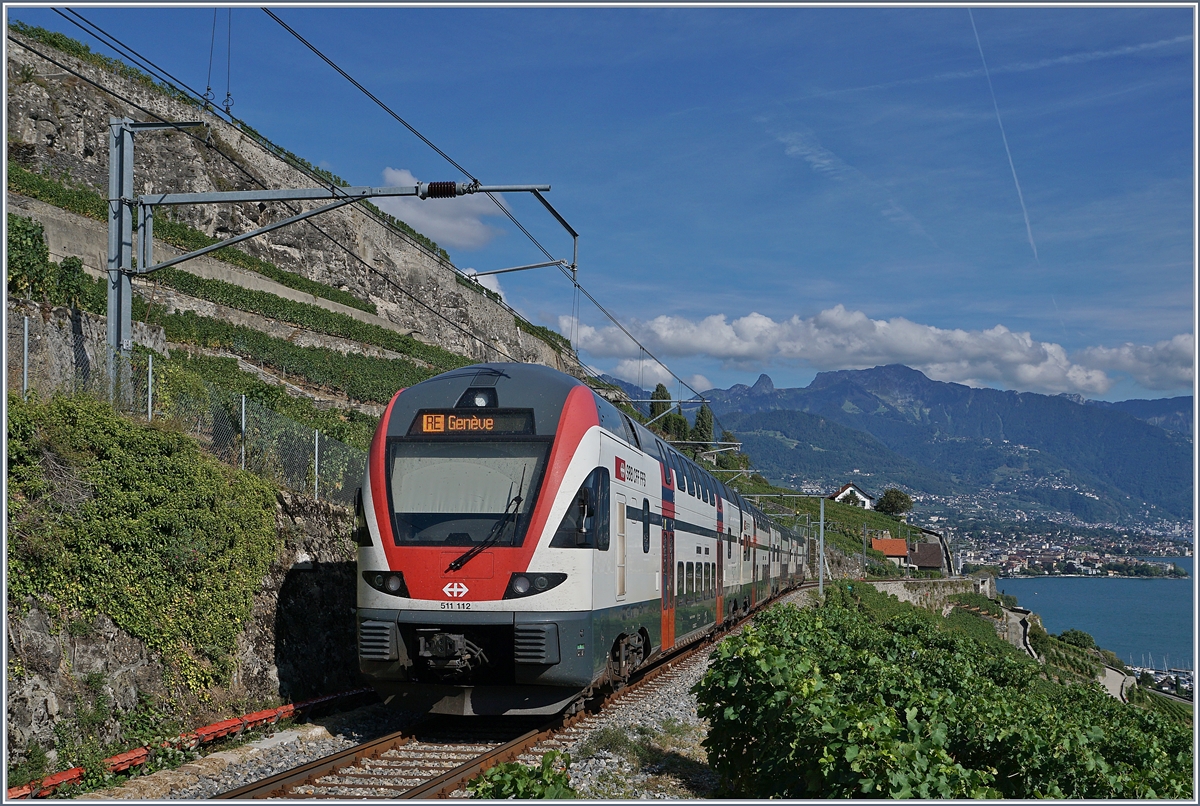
[8,312,366,508]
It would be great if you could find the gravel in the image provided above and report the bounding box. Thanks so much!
[82,587,817,800]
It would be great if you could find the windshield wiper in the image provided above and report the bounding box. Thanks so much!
[446,466,526,573]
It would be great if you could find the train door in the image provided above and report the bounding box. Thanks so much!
[716,529,725,623]
[661,522,675,648]
[616,493,627,600]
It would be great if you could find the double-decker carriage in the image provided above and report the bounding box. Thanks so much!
[354,363,804,715]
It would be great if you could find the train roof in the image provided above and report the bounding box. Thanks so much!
[388,363,800,540]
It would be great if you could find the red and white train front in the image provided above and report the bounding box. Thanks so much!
[354,363,629,715]
[354,362,804,716]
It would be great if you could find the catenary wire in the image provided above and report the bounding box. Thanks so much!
[53,8,208,101]
[49,9,476,274]
[12,25,721,433]
[258,8,716,408]
[259,9,575,298]
[51,9,698,406]
[7,34,528,366]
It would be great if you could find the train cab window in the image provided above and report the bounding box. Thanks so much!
[549,467,611,549]
[353,488,372,547]
[642,498,651,553]
[387,440,549,548]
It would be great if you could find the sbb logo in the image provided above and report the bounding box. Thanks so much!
[615,457,646,486]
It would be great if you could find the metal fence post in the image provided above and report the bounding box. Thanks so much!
[147,353,153,420]
[240,394,246,470]
[22,315,29,401]
[819,497,825,598]
[313,429,320,501]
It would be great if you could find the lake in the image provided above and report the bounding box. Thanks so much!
[998,556,1194,671]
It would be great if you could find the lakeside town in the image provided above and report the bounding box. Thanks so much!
[954,533,1191,578]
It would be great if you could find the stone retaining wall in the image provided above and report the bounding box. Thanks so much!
[5,492,357,769]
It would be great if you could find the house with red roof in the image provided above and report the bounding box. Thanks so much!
[872,537,909,567]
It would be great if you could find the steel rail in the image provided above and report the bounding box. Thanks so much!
[214,581,813,800]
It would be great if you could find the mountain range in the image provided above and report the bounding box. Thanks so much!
[603,366,1192,525]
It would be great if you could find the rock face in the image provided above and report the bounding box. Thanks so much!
[5,491,359,767]
[6,30,573,371]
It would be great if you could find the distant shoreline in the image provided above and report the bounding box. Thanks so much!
[999,573,1189,579]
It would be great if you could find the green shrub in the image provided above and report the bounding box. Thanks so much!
[1058,628,1096,650]
[7,393,280,691]
[694,586,1193,799]
[466,750,576,799]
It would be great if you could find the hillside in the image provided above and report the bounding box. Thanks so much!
[5,22,574,374]
[702,366,1192,524]
[720,409,957,495]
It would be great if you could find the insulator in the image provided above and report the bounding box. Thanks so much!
[427,181,457,198]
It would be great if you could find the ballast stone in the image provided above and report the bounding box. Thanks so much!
[77,724,332,799]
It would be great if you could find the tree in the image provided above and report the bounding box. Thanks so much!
[690,404,714,445]
[875,488,913,517]
[841,489,863,507]
[1058,629,1096,650]
[650,383,671,418]
[1138,671,1154,688]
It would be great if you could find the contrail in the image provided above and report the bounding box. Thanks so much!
[969,8,1038,262]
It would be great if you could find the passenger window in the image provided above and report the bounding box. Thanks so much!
[686,562,694,597]
[677,561,684,595]
[642,499,651,553]
[673,454,684,492]
[622,413,641,449]
[727,528,732,559]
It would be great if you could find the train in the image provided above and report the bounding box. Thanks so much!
[353,362,807,716]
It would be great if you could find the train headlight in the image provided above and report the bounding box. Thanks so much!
[504,572,567,599]
[363,570,410,597]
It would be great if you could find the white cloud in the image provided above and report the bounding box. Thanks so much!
[566,305,1195,395]
[373,168,507,250]
[1075,334,1194,391]
[606,358,713,397]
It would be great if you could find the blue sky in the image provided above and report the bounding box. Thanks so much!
[9,5,1195,401]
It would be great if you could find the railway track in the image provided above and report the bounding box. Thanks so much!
[213,590,810,800]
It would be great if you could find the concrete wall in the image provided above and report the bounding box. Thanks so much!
[863,576,995,612]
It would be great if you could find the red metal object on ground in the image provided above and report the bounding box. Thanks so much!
[6,687,373,799]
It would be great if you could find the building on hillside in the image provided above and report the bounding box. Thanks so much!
[872,537,909,567]
[909,542,945,573]
[914,527,954,575]
[829,482,875,510]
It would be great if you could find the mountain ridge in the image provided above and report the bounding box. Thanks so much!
[680,365,1191,525]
